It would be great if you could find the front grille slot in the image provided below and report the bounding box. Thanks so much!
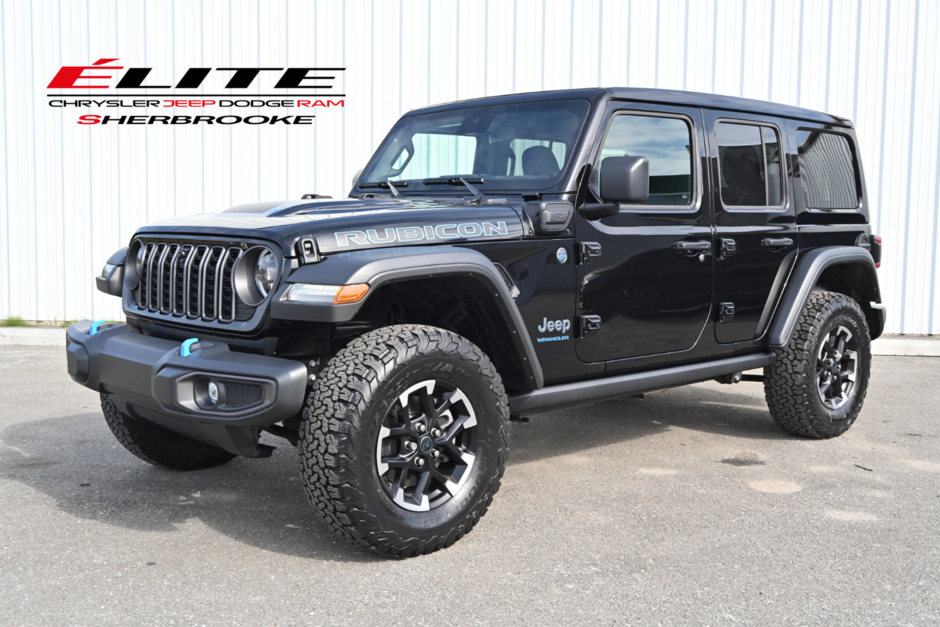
[159,243,180,313]
[132,238,257,325]
[173,244,192,315]
[201,247,224,320]
[219,248,241,322]
[148,243,167,311]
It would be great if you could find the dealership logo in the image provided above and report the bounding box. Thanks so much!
[48,58,344,93]
[47,58,344,125]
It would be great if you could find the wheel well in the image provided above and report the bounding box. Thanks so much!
[813,262,882,336]
[347,277,530,392]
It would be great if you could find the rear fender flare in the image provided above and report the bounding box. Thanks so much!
[766,246,883,348]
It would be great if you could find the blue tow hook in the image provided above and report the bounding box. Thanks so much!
[180,338,200,357]
[89,320,107,336]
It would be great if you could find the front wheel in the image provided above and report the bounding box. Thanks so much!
[299,325,509,558]
[764,291,872,438]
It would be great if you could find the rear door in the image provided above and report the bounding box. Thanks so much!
[575,102,713,363]
[706,110,798,344]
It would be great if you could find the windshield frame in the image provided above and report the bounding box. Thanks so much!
[352,94,600,198]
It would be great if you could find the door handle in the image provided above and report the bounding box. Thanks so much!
[674,240,711,253]
[762,237,793,248]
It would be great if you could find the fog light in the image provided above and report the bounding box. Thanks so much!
[207,381,220,405]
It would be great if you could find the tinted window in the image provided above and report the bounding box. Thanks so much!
[796,131,858,209]
[595,114,693,206]
[764,127,782,205]
[717,122,783,207]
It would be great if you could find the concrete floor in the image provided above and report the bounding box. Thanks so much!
[1,346,938,626]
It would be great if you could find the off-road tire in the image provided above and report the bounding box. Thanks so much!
[101,394,236,470]
[299,324,510,558]
[764,291,871,439]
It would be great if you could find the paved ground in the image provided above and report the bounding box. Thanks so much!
[0,347,937,626]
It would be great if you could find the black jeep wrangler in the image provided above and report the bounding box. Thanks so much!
[67,88,885,557]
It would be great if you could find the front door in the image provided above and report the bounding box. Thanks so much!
[705,110,798,344]
[576,103,714,363]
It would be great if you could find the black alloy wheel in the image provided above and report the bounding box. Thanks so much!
[375,379,479,512]
[816,324,859,410]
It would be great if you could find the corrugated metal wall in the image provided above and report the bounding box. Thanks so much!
[1,0,938,333]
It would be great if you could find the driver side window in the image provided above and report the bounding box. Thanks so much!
[595,114,694,207]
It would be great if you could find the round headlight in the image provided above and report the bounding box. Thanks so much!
[124,240,144,290]
[255,250,278,296]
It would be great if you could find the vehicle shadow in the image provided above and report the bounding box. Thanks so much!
[509,382,789,465]
[0,382,787,561]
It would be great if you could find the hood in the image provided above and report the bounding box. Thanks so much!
[138,197,527,255]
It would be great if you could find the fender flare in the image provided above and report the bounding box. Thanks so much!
[271,246,544,389]
[766,246,884,349]
[96,247,128,296]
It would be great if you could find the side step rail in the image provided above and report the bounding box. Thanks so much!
[508,352,776,415]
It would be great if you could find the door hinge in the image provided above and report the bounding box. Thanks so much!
[719,238,736,259]
[580,315,602,337]
[719,302,735,323]
[580,242,602,264]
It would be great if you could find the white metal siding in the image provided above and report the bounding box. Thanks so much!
[0,0,937,333]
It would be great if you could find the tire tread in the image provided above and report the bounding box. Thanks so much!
[764,291,870,439]
[299,324,509,558]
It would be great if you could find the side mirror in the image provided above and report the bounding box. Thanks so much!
[600,156,649,204]
[351,168,364,188]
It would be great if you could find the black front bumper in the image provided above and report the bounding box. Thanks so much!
[66,321,308,457]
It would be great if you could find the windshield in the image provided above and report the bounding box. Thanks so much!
[359,100,591,192]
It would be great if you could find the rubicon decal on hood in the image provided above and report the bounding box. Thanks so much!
[334,222,511,248]
[139,198,526,254]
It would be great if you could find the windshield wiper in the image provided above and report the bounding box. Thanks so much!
[359,181,407,197]
[422,177,485,204]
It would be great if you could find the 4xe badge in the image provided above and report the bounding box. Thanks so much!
[536,318,571,343]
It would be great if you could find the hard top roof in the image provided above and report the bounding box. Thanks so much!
[407,87,851,127]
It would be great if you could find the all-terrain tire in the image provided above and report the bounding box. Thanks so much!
[764,291,871,439]
[299,324,510,558]
[101,394,236,470]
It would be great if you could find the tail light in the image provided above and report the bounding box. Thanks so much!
[872,235,883,268]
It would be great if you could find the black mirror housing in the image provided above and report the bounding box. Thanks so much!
[600,156,650,204]
[579,203,621,220]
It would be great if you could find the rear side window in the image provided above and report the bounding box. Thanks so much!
[594,114,694,207]
[795,131,858,209]
[716,122,783,208]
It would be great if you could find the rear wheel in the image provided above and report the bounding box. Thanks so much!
[764,291,871,438]
[101,394,236,470]
[299,324,509,558]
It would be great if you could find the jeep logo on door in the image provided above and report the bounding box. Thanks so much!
[536,318,571,342]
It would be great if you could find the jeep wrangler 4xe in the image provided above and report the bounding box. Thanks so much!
[67,88,885,557]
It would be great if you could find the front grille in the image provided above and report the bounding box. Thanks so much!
[133,239,250,324]
[223,382,264,408]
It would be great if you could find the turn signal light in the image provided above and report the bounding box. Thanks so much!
[334,284,370,304]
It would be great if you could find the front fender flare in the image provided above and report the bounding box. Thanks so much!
[766,246,884,348]
[271,246,544,389]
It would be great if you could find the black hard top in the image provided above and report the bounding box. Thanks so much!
[408,87,851,128]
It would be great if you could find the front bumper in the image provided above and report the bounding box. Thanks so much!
[66,321,308,456]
